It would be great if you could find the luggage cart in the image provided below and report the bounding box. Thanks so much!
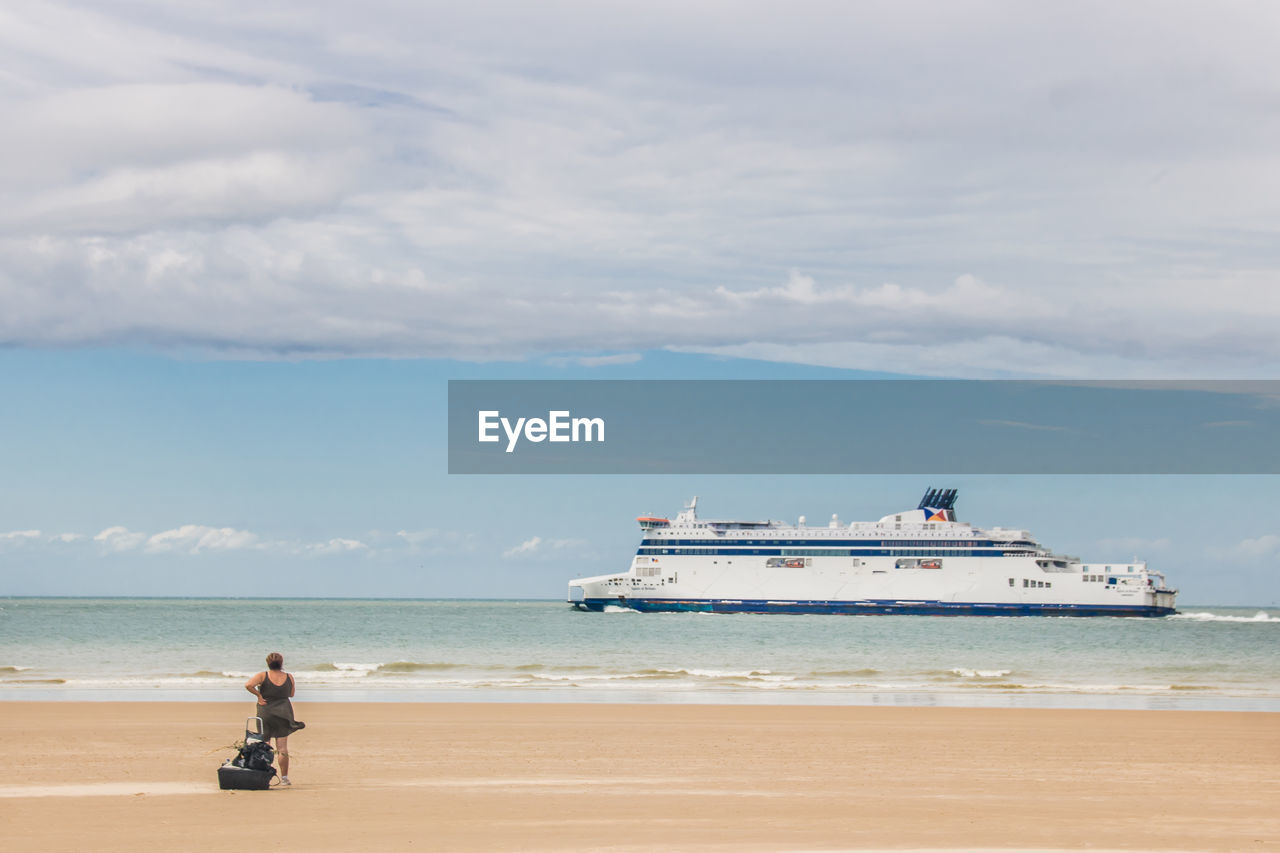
[217,716,277,790]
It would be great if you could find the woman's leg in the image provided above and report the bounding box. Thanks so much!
[275,736,289,779]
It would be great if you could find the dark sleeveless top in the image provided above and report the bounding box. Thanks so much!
[257,672,305,739]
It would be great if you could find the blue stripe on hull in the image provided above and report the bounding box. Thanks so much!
[573,598,1176,617]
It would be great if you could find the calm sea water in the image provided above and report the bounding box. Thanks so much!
[2,598,1277,710]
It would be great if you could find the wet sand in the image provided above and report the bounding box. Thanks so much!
[1,702,1276,851]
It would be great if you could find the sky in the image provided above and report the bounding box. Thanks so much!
[1,2,1277,603]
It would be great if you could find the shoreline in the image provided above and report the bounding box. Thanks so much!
[3,701,1277,851]
[2,688,1279,712]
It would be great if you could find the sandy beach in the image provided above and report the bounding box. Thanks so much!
[1,702,1276,852]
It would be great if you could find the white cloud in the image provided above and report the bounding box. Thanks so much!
[306,537,368,555]
[2,3,1280,376]
[392,528,476,553]
[1232,534,1280,561]
[503,536,543,558]
[545,353,643,368]
[93,526,147,553]
[715,273,1011,316]
[576,353,642,367]
[396,529,439,546]
[1,83,370,234]
[144,524,260,555]
[3,523,402,557]
[380,529,478,556]
[502,536,589,559]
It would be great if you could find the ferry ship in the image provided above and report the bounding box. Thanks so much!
[567,490,1178,617]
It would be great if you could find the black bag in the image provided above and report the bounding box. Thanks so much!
[233,740,276,772]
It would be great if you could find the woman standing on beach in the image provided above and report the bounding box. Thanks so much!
[245,652,305,786]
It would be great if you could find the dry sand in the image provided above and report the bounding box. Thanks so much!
[0,702,1276,852]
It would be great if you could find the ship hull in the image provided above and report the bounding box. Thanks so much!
[574,598,1177,617]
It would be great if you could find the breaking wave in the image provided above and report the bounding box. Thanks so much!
[810,668,881,677]
[182,670,243,679]
[10,678,65,684]
[937,668,1014,679]
[310,662,378,673]
[374,661,462,673]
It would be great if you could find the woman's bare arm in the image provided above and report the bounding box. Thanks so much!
[244,672,266,704]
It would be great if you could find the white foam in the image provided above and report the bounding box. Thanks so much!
[1171,610,1276,623]
[657,667,788,680]
[294,663,383,680]
[949,668,1013,678]
[601,605,638,613]
[60,677,225,688]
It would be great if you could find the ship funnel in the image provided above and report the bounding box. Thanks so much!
[918,487,958,511]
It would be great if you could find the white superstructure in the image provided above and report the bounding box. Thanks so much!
[568,490,1177,616]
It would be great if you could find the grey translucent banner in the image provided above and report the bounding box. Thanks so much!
[447,380,1280,474]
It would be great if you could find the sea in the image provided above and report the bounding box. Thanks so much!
[2,598,1278,711]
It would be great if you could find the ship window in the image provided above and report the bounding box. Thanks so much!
[1023,579,1029,587]
[1009,578,1015,586]
[1046,582,1051,588]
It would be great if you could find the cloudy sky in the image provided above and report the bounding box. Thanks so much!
[1,2,1277,601]
[4,0,1280,375]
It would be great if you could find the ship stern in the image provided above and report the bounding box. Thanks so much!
[566,572,627,611]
